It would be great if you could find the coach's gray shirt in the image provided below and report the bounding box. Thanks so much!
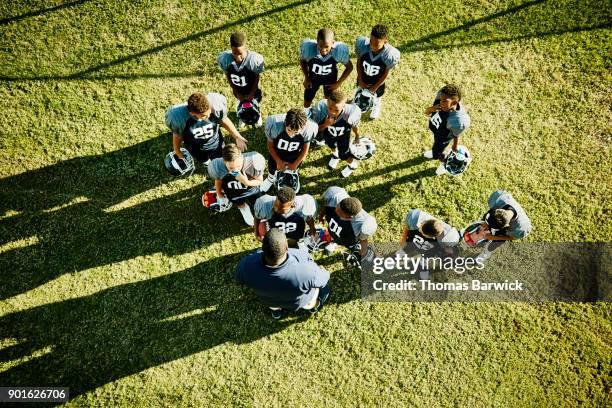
[488,190,532,239]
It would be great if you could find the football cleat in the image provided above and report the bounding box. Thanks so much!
[201,188,233,212]
[164,148,195,176]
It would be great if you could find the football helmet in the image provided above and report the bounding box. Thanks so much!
[201,188,233,212]
[461,221,490,248]
[444,145,472,176]
[354,88,375,113]
[349,137,377,160]
[164,148,195,176]
[342,244,374,269]
[299,226,332,253]
[275,169,300,193]
[237,99,261,126]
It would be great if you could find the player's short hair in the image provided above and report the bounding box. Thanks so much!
[440,83,462,100]
[371,24,388,39]
[339,197,362,217]
[187,92,210,114]
[284,108,308,131]
[276,187,296,205]
[230,32,246,47]
[327,89,346,104]
[421,219,444,238]
[222,144,242,163]
[317,28,334,41]
[263,228,288,265]
[490,209,512,229]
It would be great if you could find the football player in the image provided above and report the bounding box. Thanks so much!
[260,108,318,192]
[476,190,532,263]
[355,24,401,119]
[217,32,265,128]
[423,83,471,176]
[311,89,362,177]
[207,144,265,226]
[165,92,248,169]
[399,209,461,253]
[254,187,317,245]
[300,28,353,108]
[320,186,377,260]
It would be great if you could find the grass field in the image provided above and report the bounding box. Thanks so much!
[0,0,611,406]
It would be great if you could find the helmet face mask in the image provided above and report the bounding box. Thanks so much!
[354,88,375,113]
[299,226,332,253]
[201,188,233,212]
[349,137,377,160]
[444,145,472,176]
[164,148,195,176]
[274,169,300,193]
[237,99,261,126]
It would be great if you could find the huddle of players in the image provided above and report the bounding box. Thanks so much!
[163,25,532,317]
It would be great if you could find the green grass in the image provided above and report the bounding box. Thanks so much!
[0,0,610,406]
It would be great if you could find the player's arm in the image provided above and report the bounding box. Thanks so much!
[246,73,260,101]
[220,117,248,151]
[399,226,409,247]
[172,134,184,158]
[351,124,361,143]
[452,136,460,152]
[288,143,310,170]
[359,239,369,257]
[306,217,317,236]
[331,60,353,90]
[318,116,335,131]
[235,172,262,187]
[486,234,515,241]
[356,55,367,89]
[254,218,263,241]
[300,59,312,88]
[424,104,441,115]
[368,67,390,93]
[214,179,225,198]
[267,139,285,170]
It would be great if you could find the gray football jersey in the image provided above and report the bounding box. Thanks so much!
[254,194,317,220]
[434,90,471,137]
[207,151,266,180]
[311,100,361,127]
[488,190,532,239]
[217,50,265,74]
[405,209,460,245]
[322,186,377,240]
[299,40,350,65]
[264,114,318,143]
[165,92,228,135]
[354,36,400,69]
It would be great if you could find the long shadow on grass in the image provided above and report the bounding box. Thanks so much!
[0,134,254,300]
[0,0,93,25]
[0,251,361,401]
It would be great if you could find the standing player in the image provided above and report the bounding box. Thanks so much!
[254,187,317,245]
[207,144,265,226]
[300,28,353,108]
[217,32,265,128]
[423,84,471,176]
[320,186,377,261]
[475,190,532,262]
[260,108,318,192]
[311,89,362,177]
[165,92,247,168]
[355,24,401,120]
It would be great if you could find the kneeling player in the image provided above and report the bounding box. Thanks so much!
[311,89,362,177]
[320,186,377,264]
[355,24,400,120]
[165,92,248,170]
[423,84,471,176]
[254,187,317,247]
[207,144,265,226]
[217,32,265,128]
[299,28,353,108]
[261,108,318,192]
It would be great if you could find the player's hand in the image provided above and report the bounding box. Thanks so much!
[255,232,263,242]
[174,150,184,159]
[286,161,299,170]
[235,173,249,185]
[235,136,248,152]
[426,104,441,115]
[276,161,286,171]
[352,137,361,144]
[368,85,378,93]
[357,80,368,89]
[323,116,336,126]
[328,82,340,91]
[318,213,326,223]
[303,78,312,89]
[309,228,318,238]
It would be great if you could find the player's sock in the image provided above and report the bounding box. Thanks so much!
[340,161,359,178]
[239,205,254,226]
[328,153,340,170]
[423,150,433,159]
[260,172,276,193]
[370,97,382,119]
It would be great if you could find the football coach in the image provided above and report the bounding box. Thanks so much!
[235,228,331,320]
